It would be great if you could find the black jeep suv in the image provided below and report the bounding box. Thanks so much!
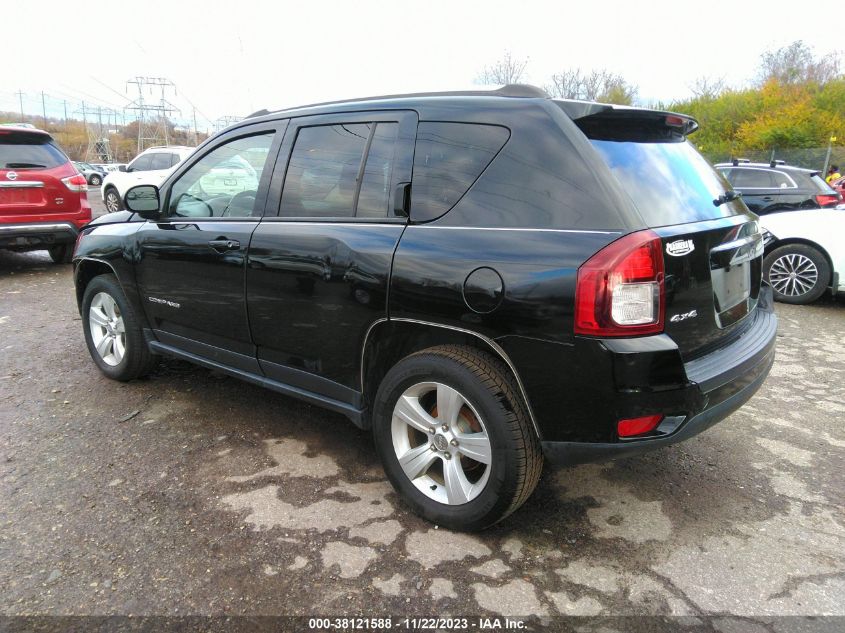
[73,85,776,530]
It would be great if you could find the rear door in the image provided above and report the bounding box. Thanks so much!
[581,114,764,360]
[246,111,416,399]
[0,128,80,222]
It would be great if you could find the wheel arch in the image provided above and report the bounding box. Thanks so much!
[74,257,120,314]
[360,318,542,439]
[765,237,835,286]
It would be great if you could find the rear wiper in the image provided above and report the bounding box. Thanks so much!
[713,190,742,207]
[4,162,47,168]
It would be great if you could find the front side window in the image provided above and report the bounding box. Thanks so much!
[129,155,152,172]
[167,132,274,218]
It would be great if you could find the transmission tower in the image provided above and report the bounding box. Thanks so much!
[125,77,181,153]
[76,102,116,163]
[214,116,241,133]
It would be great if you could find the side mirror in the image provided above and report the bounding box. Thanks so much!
[124,185,161,219]
[119,165,128,172]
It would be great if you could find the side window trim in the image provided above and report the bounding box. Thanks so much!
[158,122,287,222]
[265,110,417,222]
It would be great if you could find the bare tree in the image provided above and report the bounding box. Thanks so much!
[757,40,841,85]
[546,69,638,105]
[477,52,529,85]
[690,76,726,99]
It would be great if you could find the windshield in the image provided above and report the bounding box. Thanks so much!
[590,139,743,228]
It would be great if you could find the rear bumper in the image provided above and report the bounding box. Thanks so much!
[542,286,777,464]
[0,221,80,248]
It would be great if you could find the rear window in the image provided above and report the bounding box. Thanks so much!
[589,138,740,227]
[0,132,68,169]
[411,122,509,222]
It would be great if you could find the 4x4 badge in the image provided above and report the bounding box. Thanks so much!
[666,239,695,257]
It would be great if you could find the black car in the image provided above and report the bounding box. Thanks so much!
[715,160,841,214]
[72,85,777,530]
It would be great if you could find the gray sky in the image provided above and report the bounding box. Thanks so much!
[1,0,839,132]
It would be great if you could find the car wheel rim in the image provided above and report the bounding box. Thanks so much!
[391,382,491,505]
[769,253,818,296]
[89,292,126,366]
[105,193,119,212]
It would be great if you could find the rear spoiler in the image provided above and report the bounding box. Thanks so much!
[554,100,698,139]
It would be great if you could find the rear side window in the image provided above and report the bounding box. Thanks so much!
[731,168,774,188]
[0,133,67,169]
[149,153,173,170]
[411,122,509,222]
[281,122,403,219]
[590,138,742,227]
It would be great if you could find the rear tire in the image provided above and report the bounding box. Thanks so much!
[47,244,73,264]
[764,243,830,304]
[89,174,102,186]
[372,345,542,531]
[104,187,123,213]
[81,274,156,381]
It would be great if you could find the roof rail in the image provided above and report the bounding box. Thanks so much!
[248,84,550,119]
[732,158,751,166]
[770,159,786,167]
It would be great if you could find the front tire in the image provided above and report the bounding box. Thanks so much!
[764,243,830,304]
[104,187,123,213]
[89,174,102,186]
[47,244,73,264]
[372,345,542,531]
[81,274,156,381]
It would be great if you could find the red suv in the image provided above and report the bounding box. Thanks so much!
[0,126,91,263]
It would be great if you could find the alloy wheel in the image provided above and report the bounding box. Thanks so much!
[391,382,492,505]
[105,191,120,212]
[769,253,818,297]
[89,292,126,366]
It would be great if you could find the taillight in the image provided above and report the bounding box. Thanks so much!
[61,174,88,192]
[574,230,665,337]
[618,414,664,438]
[815,193,840,207]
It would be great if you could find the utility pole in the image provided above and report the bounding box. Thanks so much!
[823,135,836,178]
[192,107,199,146]
[63,100,68,124]
[15,90,24,122]
[41,91,47,128]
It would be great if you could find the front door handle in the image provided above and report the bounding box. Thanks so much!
[208,239,240,252]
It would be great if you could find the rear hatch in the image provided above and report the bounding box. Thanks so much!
[567,105,763,360]
[0,127,82,220]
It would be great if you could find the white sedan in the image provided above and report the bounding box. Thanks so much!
[760,208,845,304]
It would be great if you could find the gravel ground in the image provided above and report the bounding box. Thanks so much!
[0,205,843,628]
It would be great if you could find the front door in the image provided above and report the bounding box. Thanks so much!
[134,124,285,372]
[247,111,416,402]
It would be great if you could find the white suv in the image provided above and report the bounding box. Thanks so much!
[101,146,195,212]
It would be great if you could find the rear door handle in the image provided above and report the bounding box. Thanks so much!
[208,239,240,252]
